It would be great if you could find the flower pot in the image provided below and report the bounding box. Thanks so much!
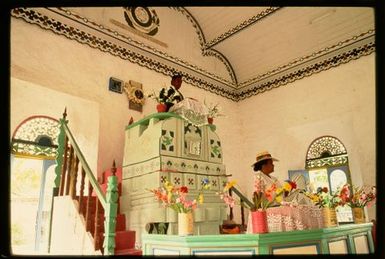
[251,210,268,234]
[352,207,366,224]
[178,212,194,236]
[156,103,168,113]
[322,207,338,227]
[207,117,214,124]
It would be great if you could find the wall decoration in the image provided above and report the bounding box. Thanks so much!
[109,77,123,93]
[123,7,160,36]
[124,80,145,112]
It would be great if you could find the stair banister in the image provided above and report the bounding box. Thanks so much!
[53,109,117,255]
[61,122,106,206]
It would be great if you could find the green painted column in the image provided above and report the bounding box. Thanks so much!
[103,163,119,255]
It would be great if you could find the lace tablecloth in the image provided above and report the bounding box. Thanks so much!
[266,205,323,232]
[246,205,323,233]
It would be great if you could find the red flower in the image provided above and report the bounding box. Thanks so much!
[322,187,328,193]
[289,181,297,189]
[180,186,188,193]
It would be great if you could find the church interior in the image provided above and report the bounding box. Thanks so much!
[9,6,379,256]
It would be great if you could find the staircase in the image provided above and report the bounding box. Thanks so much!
[96,167,142,255]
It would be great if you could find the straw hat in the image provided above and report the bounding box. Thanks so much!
[251,151,279,167]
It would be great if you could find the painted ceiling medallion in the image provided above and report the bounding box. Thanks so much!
[124,7,160,36]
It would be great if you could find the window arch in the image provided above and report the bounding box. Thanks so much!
[11,116,60,159]
[305,136,348,169]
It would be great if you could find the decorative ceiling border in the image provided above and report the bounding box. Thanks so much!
[238,29,375,88]
[204,7,281,49]
[170,7,238,84]
[51,7,236,87]
[236,37,375,101]
[11,7,376,102]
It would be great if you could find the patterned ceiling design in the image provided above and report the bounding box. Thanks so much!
[11,7,375,102]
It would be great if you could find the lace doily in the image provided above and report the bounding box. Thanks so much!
[169,98,209,126]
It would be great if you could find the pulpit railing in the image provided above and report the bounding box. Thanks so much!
[51,108,118,255]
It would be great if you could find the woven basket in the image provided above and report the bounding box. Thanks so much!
[322,207,338,227]
[352,207,366,224]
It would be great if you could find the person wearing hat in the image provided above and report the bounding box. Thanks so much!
[159,73,184,111]
[252,151,282,189]
[246,151,281,233]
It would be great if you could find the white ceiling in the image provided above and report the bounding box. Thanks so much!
[185,7,374,86]
[11,6,375,101]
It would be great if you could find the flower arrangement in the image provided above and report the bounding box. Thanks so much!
[302,185,350,209]
[204,101,225,118]
[147,89,171,104]
[347,184,376,208]
[148,179,210,213]
[217,177,298,211]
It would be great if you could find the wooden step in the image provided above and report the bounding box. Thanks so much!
[116,214,126,232]
[115,230,136,250]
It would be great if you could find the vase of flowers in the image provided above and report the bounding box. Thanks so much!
[178,211,194,236]
[204,101,224,124]
[346,184,376,224]
[148,178,210,236]
[217,177,296,234]
[303,185,349,227]
[147,89,173,113]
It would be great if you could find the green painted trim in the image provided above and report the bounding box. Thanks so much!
[103,175,118,255]
[125,112,183,130]
[142,223,373,255]
[63,123,106,207]
[320,239,330,254]
[366,230,375,253]
[54,118,66,188]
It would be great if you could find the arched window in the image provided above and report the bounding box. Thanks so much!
[10,116,60,253]
[305,136,348,169]
[11,116,60,159]
[306,136,352,223]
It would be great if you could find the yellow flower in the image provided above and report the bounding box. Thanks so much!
[283,182,292,192]
[275,187,284,195]
[224,180,237,191]
[275,194,283,203]
[198,193,204,204]
[203,184,211,190]
[164,181,173,192]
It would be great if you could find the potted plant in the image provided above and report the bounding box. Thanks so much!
[147,89,173,112]
[204,101,224,124]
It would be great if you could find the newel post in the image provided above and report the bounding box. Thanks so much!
[54,108,68,189]
[103,160,118,255]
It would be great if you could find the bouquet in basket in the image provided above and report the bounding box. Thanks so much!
[347,184,376,208]
[302,184,350,209]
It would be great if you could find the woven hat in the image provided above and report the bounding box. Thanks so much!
[251,151,278,167]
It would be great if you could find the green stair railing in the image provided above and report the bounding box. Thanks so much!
[52,108,118,255]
